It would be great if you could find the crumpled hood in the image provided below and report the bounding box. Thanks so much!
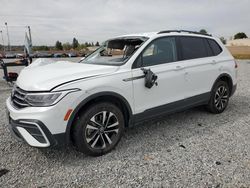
[16,60,118,91]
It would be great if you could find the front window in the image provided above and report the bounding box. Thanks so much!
[79,37,148,66]
[141,37,177,67]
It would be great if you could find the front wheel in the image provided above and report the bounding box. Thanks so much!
[72,102,124,156]
[207,80,230,114]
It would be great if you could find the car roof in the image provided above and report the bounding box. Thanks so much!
[116,30,214,39]
[118,32,158,38]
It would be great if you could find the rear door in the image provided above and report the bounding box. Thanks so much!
[177,36,220,99]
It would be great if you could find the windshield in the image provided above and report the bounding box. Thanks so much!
[79,37,148,66]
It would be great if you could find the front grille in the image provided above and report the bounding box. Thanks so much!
[11,86,30,109]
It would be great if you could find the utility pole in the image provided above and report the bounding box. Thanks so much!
[27,26,32,46]
[5,22,11,51]
[0,30,5,52]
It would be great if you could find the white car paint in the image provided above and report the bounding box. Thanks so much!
[6,31,237,148]
[17,61,119,91]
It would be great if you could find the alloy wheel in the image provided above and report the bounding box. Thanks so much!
[84,111,120,149]
[214,85,229,110]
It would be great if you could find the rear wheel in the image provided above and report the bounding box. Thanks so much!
[207,80,230,114]
[72,102,124,156]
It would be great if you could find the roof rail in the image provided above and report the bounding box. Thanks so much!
[157,30,212,36]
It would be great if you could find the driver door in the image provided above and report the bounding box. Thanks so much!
[131,37,187,119]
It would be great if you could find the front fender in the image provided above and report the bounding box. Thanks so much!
[64,91,133,146]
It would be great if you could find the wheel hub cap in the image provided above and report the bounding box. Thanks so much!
[99,126,104,133]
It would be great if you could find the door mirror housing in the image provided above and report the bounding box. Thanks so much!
[141,68,158,88]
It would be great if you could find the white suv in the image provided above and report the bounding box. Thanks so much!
[6,30,237,156]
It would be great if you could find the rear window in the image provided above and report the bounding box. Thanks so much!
[179,36,208,60]
[207,39,222,55]
[204,39,214,56]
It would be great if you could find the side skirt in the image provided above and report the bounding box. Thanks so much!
[130,92,211,125]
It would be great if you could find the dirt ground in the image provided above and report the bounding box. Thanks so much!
[227,46,250,59]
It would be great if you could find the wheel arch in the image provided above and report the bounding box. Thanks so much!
[65,91,133,146]
[212,73,233,96]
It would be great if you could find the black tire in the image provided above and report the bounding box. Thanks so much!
[72,102,125,156]
[207,80,230,114]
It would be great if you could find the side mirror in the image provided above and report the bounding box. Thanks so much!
[141,68,158,89]
[80,57,85,61]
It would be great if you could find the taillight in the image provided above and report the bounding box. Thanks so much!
[234,60,238,69]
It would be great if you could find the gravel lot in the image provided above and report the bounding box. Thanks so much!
[0,60,250,187]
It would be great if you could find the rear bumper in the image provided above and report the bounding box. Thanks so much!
[8,118,66,148]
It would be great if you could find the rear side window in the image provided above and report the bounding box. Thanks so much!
[179,37,208,60]
[207,39,222,55]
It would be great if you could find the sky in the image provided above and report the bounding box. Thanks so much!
[0,0,249,45]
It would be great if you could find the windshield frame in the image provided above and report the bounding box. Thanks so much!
[78,36,149,66]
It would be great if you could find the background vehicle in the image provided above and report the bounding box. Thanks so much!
[15,53,24,58]
[4,53,16,58]
[34,52,52,58]
[6,30,237,156]
[53,53,67,58]
[68,52,77,57]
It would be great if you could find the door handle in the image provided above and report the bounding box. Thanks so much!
[175,65,184,70]
[211,60,216,65]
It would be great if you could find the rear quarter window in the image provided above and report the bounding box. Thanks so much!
[204,39,214,56]
[207,39,222,56]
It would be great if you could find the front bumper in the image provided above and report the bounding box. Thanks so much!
[7,118,65,147]
[6,96,72,148]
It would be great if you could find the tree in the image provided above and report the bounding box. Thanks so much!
[234,32,248,39]
[77,43,87,50]
[220,37,227,45]
[91,42,94,46]
[33,45,50,51]
[63,42,72,50]
[95,41,100,46]
[72,38,79,49]
[42,45,49,51]
[84,42,91,47]
[55,41,63,50]
[199,29,208,34]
